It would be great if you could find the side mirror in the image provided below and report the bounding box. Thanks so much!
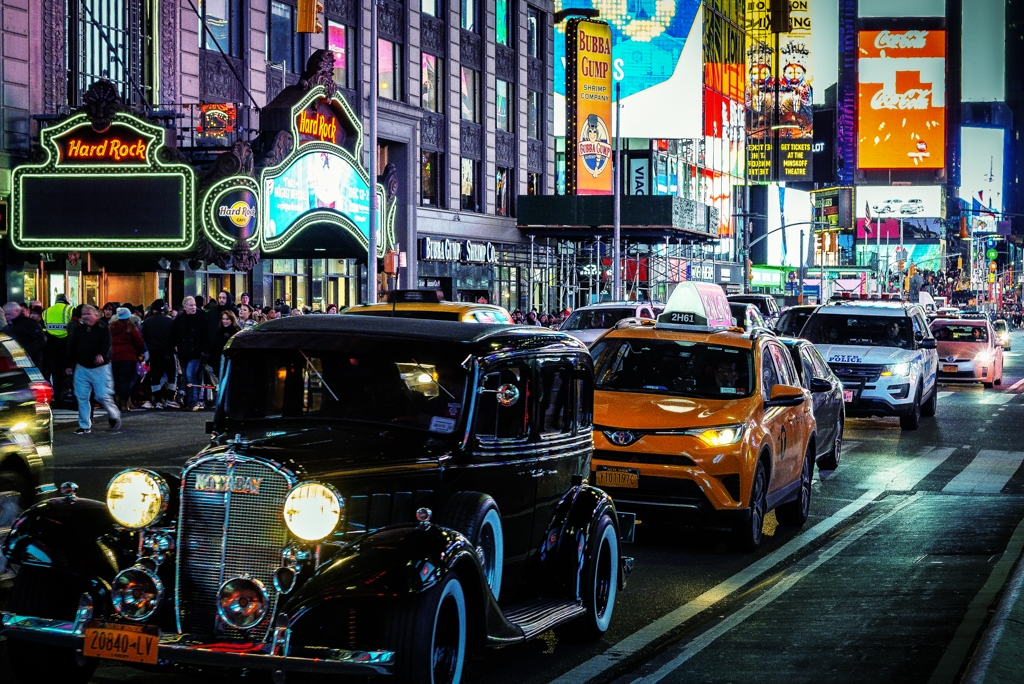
[809,377,832,393]
[919,338,937,349]
[766,384,806,407]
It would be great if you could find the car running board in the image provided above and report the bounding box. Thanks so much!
[503,599,586,640]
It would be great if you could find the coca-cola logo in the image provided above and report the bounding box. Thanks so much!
[871,88,932,110]
[873,30,929,50]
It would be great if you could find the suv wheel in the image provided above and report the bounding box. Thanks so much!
[777,446,813,527]
[900,386,922,430]
[817,415,843,471]
[921,385,937,417]
[436,493,503,600]
[731,460,767,551]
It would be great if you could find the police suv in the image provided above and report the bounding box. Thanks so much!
[800,296,938,430]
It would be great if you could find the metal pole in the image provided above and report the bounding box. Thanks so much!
[876,215,880,291]
[594,236,600,304]
[367,0,379,303]
[612,83,622,300]
[798,229,805,304]
[529,235,535,312]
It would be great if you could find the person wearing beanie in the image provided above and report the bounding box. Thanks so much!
[109,307,144,411]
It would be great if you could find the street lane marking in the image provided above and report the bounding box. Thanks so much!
[632,494,923,684]
[942,450,1024,494]
[937,391,953,399]
[547,490,883,684]
[980,393,1015,405]
[859,447,956,491]
[1006,377,1024,392]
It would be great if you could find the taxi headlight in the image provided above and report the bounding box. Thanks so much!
[283,482,344,541]
[975,350,995,362]
[881,363,911,377]
[685,424,745,447]
[106,469,168,529]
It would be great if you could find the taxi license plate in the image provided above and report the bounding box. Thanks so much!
[842,389,854,403]
[942,364,958,373]
[595,467,640,489]
[83,621,159,665]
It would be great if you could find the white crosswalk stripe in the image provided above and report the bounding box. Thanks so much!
[859,446,957,491]
[942,450,1024,494]
[938,391,954,399]
[980,393,1016,405]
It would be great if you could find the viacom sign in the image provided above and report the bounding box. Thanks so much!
[857,30,946,170]
[420,237,497,264]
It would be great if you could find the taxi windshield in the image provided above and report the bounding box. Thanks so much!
[803,313,914,350]
[932,325,988,343]
[590,339,754,399]
[994,321,1008,333]
[562,308,636,331]
[222,344,468,434]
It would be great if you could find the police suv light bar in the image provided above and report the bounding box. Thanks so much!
[655,282,735,332]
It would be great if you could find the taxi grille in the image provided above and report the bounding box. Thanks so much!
[829,363,884,384]
[176,455,293,640]
[594,450,695,467]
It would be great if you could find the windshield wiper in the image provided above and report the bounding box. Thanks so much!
[298,349,339,402]
[410,358,456,400]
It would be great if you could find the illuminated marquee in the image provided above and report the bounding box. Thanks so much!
[261,85,395,257]
[201,175,261,252]
[565,17,613,196]
[11,106,195,252]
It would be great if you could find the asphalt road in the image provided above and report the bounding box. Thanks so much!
[5,332,1024,684]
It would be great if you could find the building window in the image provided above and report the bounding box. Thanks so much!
[527,91,540,139]
[421,52,442,112]
[496,0,510,46]
[496,80,512,132]
[461,158,479,212]
[422,151,443,206]
[461,67,480,122]
[496,167,513,217]
[422,0,439,16]
[378,38,402,100]
[461,0,477,31]
[527,7,540,58]
[269,1,303,73]
[528,172,541,195]
[328,22,355,89]
[67,0,153,106]
[199,0,242,57]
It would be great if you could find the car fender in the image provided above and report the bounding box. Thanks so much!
[537,483,620,598]
[281,522,523,643]
[3,496,130,586]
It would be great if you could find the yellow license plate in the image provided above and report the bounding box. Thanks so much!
[942,365,958,373]
[83,620,160,665]
[595,467,640,489]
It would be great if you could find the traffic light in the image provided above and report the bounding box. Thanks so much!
[816,233,825,253]
[909,264,917,277]
[960,216,969,239]
[297,0,324,33]
[827,233,837,253]
[990,261,998,273]
[898,260,905,273]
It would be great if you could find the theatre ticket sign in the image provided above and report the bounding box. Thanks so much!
[10,97,195,252]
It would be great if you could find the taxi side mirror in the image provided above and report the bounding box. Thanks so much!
[766,384,805,407]
[919,338,937,349]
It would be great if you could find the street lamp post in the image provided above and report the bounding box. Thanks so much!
[367,0,379,303]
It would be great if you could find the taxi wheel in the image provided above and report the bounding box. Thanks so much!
[437,493,503,600]
[731,460,767,552]
[6,566,97,684]
[777,446,813,527]
[899,387,922,430]
[384,572,467,684]
[984,381,994,389]
[557,511,618,642]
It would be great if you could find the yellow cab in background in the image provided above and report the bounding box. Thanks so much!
[589,283,819,550]
[344,289,513,323]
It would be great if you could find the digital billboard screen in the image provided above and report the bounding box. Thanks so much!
[857,30,946,170]
[960,127,1004,214]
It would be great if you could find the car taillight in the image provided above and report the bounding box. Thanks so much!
[30,382,53,404]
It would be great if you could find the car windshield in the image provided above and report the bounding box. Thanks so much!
[932,325,988,343]
[591,338,754,399]
[222,343,469,434]
[803,313,914,350]
[562,308,636,331]
[729,297,772,316]
[777,309,813,337]
[995,321,1008,333]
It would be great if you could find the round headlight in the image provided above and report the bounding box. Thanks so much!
[106,469,168,529]
[283,482,343,541]
[112,565,164,621]
[218,576,268,630]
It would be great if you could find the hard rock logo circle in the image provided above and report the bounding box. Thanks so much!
[579,114,612,179]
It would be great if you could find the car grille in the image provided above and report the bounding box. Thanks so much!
[594,449,695,467]
[829,363,884,384]
[176,454,294,640]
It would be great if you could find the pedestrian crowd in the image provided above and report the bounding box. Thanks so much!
[0,292,347,434]
[510,308,571,328]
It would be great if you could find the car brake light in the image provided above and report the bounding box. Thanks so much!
[30,382,53,404]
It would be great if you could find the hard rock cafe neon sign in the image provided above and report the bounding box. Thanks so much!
[53,122,152,166]
[296,107,339,144]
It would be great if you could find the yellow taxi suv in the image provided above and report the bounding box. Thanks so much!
[344,289,513,323]
[589,283,820,550]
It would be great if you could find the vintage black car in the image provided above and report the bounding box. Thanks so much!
[1,316,629,684]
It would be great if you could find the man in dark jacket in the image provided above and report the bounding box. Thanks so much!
[141,299,178,409]
[66,305,121,433]
[2,301,46,368]
[172,296,210,410]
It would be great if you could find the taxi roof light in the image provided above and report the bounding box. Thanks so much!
[655,283,735,333]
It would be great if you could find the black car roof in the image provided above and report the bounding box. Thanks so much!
[226,315,588,354]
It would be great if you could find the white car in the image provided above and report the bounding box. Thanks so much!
[559,301,663,346]
[873,199,904,214]
[801,300,938,430]
[900,198,925,214]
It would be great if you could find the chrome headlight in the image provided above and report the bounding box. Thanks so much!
[106,469,168,529]
[881,363,911,377]
[684,424,745,447]
[112,565,164,621]
[283,482,344,541]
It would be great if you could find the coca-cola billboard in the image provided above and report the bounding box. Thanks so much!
[857,29,945,170]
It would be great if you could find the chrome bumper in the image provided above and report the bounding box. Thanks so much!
[0,612,395,675]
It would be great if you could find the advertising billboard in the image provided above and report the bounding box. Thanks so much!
[565,17,614,195]
[857,29,946,169]
[856,185,944,219]
[554,1,703,139]
[960,127,1004,214]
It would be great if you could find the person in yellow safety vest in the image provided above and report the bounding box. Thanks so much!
[42,294,73,403]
